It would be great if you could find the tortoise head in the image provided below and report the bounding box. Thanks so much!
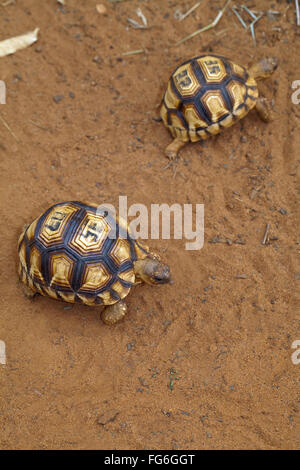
[249,57,278,80]
[134,258,172,286]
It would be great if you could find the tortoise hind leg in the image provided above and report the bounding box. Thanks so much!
[165,137,186,160]
[22,284,38,299]
[101,300,127,325]
[255,96,272,122]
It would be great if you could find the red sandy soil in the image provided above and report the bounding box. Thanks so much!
[0,0,299,449]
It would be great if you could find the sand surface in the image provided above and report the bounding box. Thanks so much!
[0,0,299,449]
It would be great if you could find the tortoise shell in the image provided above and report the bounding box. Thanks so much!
[160,54,259,143]
[18,201,150,306]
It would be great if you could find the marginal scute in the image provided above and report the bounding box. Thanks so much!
[183,104,207,130]
[169,113,189,141]
[25,217,38,242]
[207,123,221,135]
[226,81,247,110]
[164,81,181,109]
[43,286,58,300]
[59,292,76,303]
[29,245,44,283]
[97,290,116,305]
[111,280,130,299]
[18,241,27,270]
[118,269,135,284]
[230,61,247,79]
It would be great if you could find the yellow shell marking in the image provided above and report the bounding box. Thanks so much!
[173,63,201,98]
[164,81,181,109]
[110,238,131,266]
[69,212,110,256]
[49,253,74,288]
[183,104,208,142]
[29,245,44,283]
[40,204,78,247]
[58,292,76,303]
[81,263,111,292]
[18,241,27,270]
[197,56,227,83]
[201,89,229,122]
[226,81,247,111]
[118,269,135,284]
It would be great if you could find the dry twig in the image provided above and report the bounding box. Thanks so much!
[296,0,300,25]
[122,49,144,56]
[0,114,19,141]
[262,223,270,245]
[174,2,201,22]
[176,0,231,46]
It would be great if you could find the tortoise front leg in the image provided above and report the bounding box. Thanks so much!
[101,300,127,325]
[165,137,186,160]
[255,96,272,122]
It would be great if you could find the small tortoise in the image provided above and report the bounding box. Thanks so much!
[160,54,278,159]
[18,201,171,325]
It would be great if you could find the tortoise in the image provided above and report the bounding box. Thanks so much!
[160,54,278,159]
[17,201,171,325]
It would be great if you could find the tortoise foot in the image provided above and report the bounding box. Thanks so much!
[101,300,127,325]
[165,137,186,160]
[255,97,273,122]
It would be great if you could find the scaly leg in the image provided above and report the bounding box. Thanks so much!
[101,300,127,325]
[255,96,272,122]
[165,137,186,160]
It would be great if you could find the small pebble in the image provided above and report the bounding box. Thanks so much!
[279,208,287,215]
[96,4,107,14]
[53,95,64,104]
[97,410,119,425]
[93,56,102,65]
[234,239,246,245]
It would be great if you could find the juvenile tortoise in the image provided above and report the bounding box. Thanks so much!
[18,201,171,325]
[160,54,278,159]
